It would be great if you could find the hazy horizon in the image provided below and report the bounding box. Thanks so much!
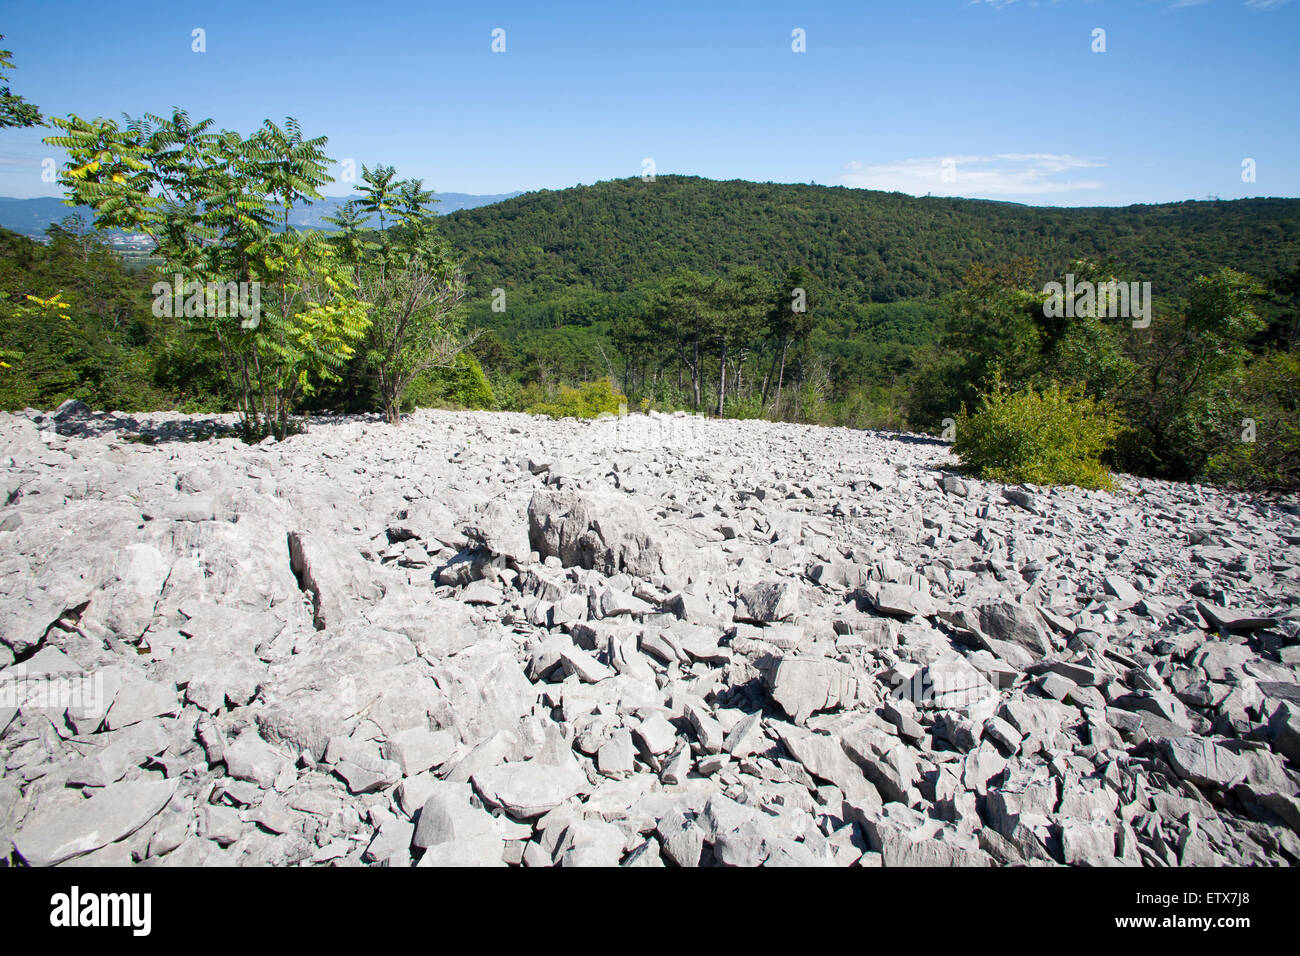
[3,173,1299,215]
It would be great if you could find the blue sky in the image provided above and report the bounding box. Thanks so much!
[2,0,1297,206]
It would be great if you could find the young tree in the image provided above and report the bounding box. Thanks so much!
[253,231,370,437]
[646,270,715,410]
[711,266,770,416]
[1202,349,1299,490]
[1037,258,1135,400]
[338,167,472,423]
[1270,259,1300,347]
[609,312,654,395]
[357,164,400,233]
[322,199,371,279]
[939,258,1047,410]
[44,110,368,439]
[762,266,817,416]
[1119,268,1266,478]
[248,117,333,233]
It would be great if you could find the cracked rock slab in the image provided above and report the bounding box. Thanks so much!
[14,778,177,867]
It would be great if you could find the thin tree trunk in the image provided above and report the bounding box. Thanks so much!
[691,338,701,409]
[761,334,785,409]
[717,341,728,417]
[774,339,789,417]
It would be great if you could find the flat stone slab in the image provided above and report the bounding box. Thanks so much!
[14,778,177,867]
[1258,682,1300,705]
[1157,736,1248,789]
[1197,602,1277,633]
[472,759,588,819]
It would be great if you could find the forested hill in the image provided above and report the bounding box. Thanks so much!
[437,175,1300,302]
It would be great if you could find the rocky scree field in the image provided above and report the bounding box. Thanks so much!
[1,400,1298,867]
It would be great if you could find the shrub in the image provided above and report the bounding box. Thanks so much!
[954,379,1123,490]
[1201,350,1300,490]
[723,393,767,420]
[403,352,495,410]
[527,378,626,419]
[830,384,910,432]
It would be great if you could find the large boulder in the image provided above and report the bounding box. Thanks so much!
[977,601,1052,659]
[472,757,589,820]
[163,519,303,615]
[735,580,800,624]
[1156,736,1248,789]
[426,640,538,747]
[255,624,438,760]
[768,656,860,725]
[287,530,384,629]
[85,543,170,643]
[461,498,531,564]
[527,489,674,579]
[860,802,992,867]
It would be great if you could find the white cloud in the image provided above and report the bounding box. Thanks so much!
[1244,0,1291,10]
[840,153,1106,198]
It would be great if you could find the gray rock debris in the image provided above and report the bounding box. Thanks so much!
[0,406,1296,867]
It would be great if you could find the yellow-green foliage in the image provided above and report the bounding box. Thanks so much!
[528,378,626,419]
[954,379,1123,491]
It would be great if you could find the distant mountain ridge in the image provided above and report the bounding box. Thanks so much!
[435,175,1300,303]
[0,191,525,238]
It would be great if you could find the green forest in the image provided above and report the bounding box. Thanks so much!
[441,175,1300,303]
[1,34,1297,489]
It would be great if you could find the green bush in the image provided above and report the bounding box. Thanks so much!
[723,393,767,420]
[1202,350,1300,490]
[527,378,626,419]
[829,385,910,432]
[954,379,1123,491]
[403,352,496,411]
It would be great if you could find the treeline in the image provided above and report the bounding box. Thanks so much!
[432,177,1298,488]
[458,250,1298,490]
[459,278,944,430]
[4,208,1295,487]
[925,259,1299,490]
